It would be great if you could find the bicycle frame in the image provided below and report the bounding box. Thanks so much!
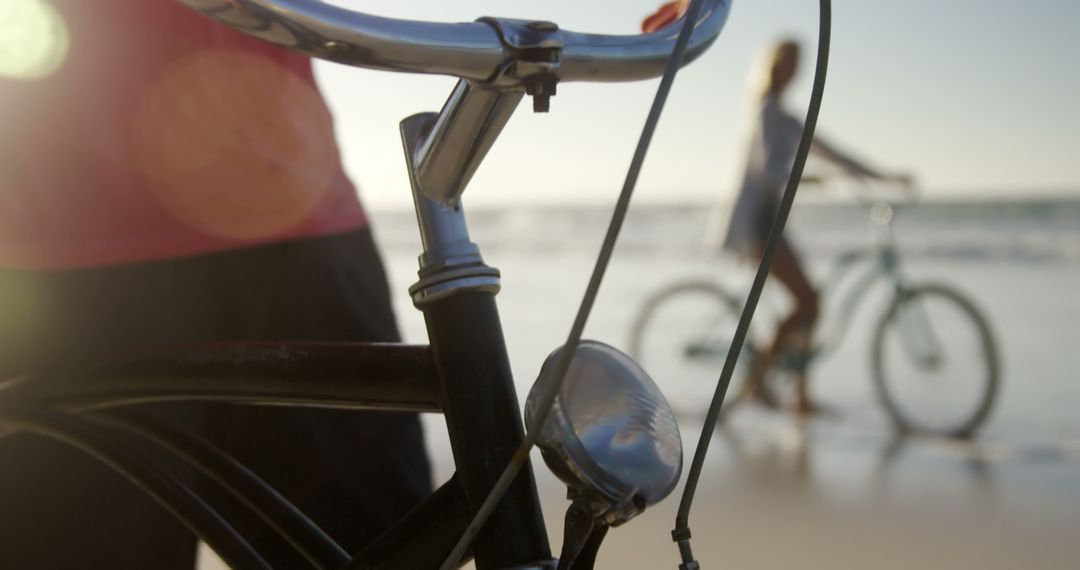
[0,2,735,568]
[809,207,911,359]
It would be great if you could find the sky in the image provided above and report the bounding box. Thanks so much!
[316,0,1080,209]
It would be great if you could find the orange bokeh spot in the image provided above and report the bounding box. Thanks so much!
[130,51,336,240]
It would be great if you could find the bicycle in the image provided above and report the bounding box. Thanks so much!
[0,1,736,569]
[629,194,1001,438]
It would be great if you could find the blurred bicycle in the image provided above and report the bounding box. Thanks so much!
[630,189,1000,438]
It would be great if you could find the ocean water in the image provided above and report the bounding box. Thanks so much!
[374,197,1080,441]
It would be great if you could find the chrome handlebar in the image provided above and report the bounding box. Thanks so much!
[177,0,731,84]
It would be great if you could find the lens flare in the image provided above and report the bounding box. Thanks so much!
[0,0,69,80]
[130,51,337,240]
[0,274,45,367]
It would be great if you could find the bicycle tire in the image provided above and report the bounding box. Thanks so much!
[871,283,999,437]
[628,281,755,420]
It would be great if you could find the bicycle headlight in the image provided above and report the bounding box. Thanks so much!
[525,340,682,526]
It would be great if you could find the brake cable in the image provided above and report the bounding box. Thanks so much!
[672,0,832,568]
[439,1,710,568]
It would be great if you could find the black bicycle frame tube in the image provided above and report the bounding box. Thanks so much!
[347,475,472,569]
[0,343,440,414]
[813,246,904,357]
[422,291,552,569]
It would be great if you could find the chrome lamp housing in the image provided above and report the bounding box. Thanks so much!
[525,340,682,526]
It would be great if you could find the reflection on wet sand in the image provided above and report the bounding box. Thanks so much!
[714,417,1006,486]
[710,417,1006,512]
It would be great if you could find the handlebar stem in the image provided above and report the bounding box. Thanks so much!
[402,113,502,307]
[414,81,524,205]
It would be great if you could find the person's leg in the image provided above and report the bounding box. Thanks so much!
[770,239,822,413]
[745,238,820,411]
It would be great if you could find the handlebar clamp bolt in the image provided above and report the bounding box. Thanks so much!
[526,77,557,113]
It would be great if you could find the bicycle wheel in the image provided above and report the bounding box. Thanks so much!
[629,281,755,420]
[872,283,999,437]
